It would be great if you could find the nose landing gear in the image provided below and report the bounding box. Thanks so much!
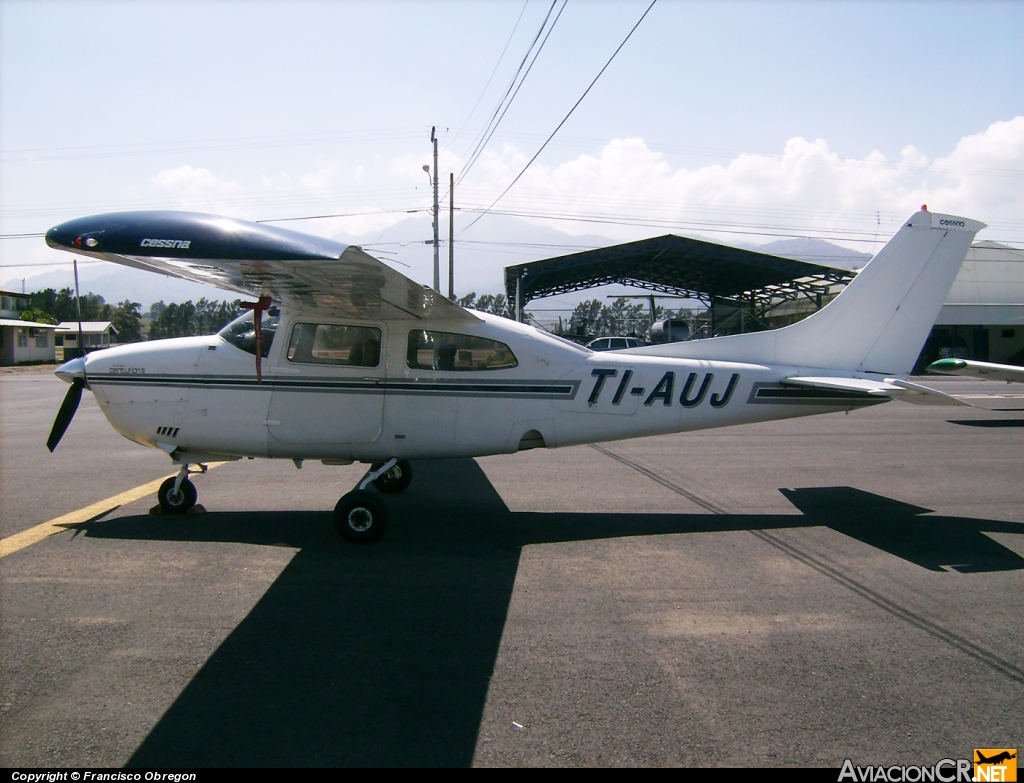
[156,463,208,514]
[333,458,412,543]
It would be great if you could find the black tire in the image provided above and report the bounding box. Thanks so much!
[334,490,388,543]
[371,460,413,494]
[158,476,197,514]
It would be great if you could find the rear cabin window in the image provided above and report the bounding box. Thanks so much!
[407,330,518,371]
[287,323,382,367]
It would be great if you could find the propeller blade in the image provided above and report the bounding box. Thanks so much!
[46,377,84,452]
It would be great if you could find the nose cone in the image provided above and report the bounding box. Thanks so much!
[55,355,87,384]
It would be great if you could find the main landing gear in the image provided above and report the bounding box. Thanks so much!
[334,458,413,543]
[156,463,207,514]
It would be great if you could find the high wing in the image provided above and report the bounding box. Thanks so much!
[782,376,971,406]
[927,358,1024,383]
[45,211,477,322]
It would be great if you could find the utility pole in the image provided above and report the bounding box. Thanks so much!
[73,258,84,359]
[431,126,440,292]
[448,172,454,299]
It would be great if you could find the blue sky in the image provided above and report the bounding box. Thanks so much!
[2,0,1022,297]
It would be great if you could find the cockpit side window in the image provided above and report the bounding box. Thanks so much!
[217,307,280,358]
[286,323,382,367]
[407,330,518,371]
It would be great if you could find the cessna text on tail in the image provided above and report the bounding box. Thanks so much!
[43,208,984,542]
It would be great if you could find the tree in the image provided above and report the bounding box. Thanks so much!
[147,298,241,339]
[569,299,603,336]
[475,293,509,318]
[20,308,57,325]
[110,300,143,343]
[456,292,513,319]
[26,287,110,322]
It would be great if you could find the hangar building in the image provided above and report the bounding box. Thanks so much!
[504,235,1024,370]
[924,241,1024,366]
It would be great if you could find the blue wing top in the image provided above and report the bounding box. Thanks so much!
[46,211,474,322]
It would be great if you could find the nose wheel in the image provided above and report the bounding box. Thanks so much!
[156,462,207,514]
[158,476,197,514]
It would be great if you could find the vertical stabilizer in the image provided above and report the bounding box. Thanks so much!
[637,211,985,374]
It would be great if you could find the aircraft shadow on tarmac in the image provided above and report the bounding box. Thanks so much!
[947,418,1024,427]
[70,458,1024,767]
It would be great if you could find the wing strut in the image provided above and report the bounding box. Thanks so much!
[240,295,273,383]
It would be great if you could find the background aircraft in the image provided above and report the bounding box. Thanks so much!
[43,208,984,542]
[928,358,1024,383]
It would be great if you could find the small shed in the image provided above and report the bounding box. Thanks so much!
[56,321,118,357]
[0,318,58,366]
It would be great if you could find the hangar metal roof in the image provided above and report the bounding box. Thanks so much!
[504,234,856,311]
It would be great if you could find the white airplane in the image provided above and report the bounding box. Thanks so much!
[44,208,984,542]
[927,357,1024,383]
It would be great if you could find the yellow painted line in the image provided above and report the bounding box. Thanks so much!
[0,463,226,559]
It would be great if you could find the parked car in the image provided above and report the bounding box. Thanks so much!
[585,336,646,351]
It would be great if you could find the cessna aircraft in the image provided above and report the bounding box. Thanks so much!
[927,357,1024,383]
[44,208,984,542]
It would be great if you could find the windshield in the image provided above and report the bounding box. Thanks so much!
[217,306,280,358]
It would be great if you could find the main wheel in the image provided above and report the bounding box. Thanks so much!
[334,490,388,543]
[158,476,197,514]
[371,460,413,494]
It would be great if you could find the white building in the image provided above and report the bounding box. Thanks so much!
[56,321,118,357]
[922,241,1024,367]
[0,318,58,365]
[0,288,29,320]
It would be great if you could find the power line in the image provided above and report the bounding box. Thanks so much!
[462,0,568,188]
[456,0,563,188]
[0,127,425,164]
[449,0,530,153]
[459,0,658,235]
[455,206,924,244]
[255,208,427,224]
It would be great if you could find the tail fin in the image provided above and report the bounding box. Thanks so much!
[638,210,985,374]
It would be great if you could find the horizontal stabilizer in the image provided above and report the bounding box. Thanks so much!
[783,376,971,406]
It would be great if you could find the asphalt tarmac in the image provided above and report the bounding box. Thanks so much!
[1,370,1021,767]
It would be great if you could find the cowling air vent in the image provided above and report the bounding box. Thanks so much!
[156,426,180,438]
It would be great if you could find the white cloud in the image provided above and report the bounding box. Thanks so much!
[455,117,1024,248]
[150,166,251,216]
[299,158,339,192]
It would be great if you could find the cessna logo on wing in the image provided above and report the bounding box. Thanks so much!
[141,238,192,249]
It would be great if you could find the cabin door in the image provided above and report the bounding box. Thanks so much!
[267,320,386,457]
